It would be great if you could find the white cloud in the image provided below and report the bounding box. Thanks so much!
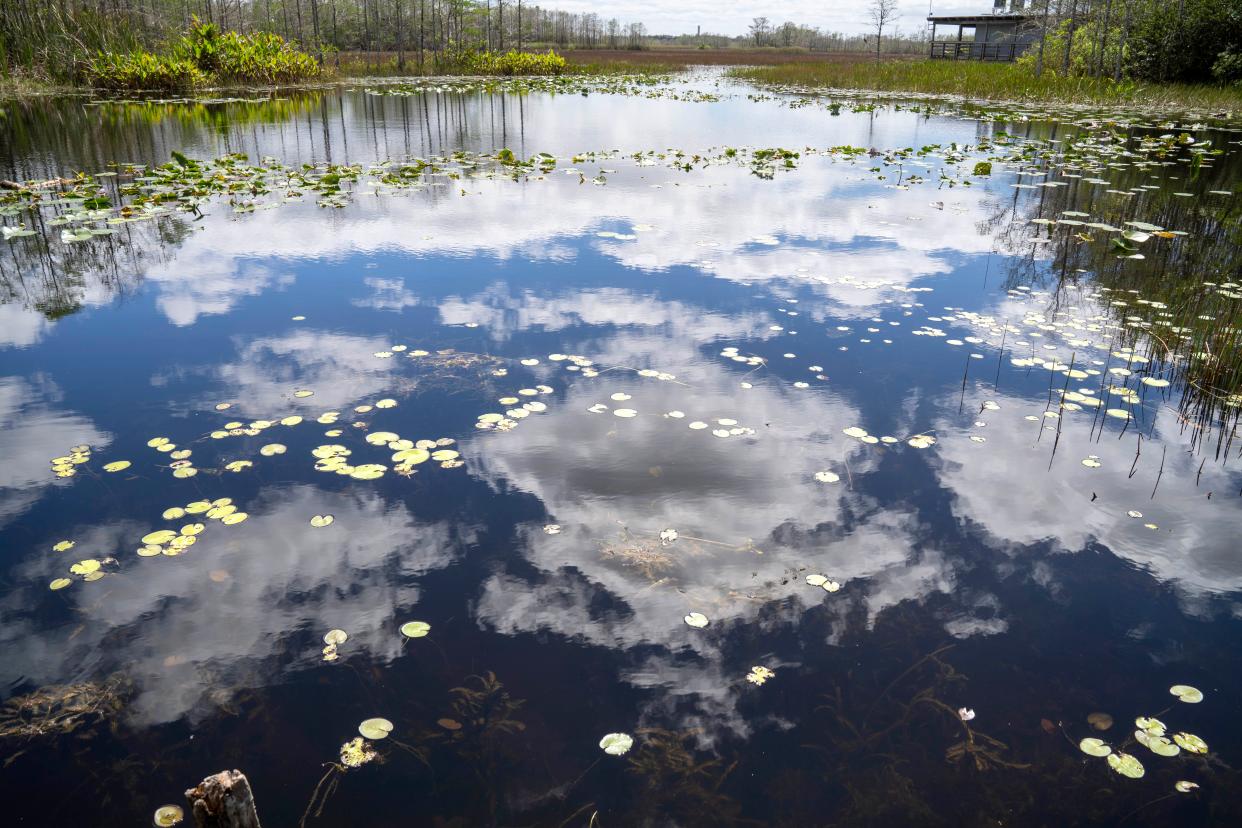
[539,1,984,37]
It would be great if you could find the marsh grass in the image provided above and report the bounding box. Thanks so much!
[334,50,685,78]
[730,61,1242,110]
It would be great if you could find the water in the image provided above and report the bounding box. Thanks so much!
[1,75,1241,827]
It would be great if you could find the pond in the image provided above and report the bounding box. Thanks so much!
[1,72,1241,827]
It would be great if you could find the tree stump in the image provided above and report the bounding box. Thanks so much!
[185,769,263,828]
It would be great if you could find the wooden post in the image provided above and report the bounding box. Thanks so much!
[929,22,936,58]
[185,770,262,828]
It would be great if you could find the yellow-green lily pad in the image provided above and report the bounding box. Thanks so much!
[1079,737,1111,757]
[1169,684,1203,703]
[1107,752,1145,779]
[1173,732,1207,754]
[400,621,431,638]
[358,717,393,740]
[153,804,184,826]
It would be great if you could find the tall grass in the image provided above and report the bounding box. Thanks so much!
[730,61,1242,110]
[337,50,690,78]
[334,49,676,79]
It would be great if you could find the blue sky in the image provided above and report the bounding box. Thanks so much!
[543,2,990,37]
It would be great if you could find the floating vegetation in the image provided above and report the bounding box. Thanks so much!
[805,574,842,593]
[1107,751,1146,779]
[322,628,347,662]
[1080,737,1112,757]
[745,666,775,686]
[1170,684,1203,703]
[683,612,709,629]
[599,732,634,756]
[358,718,394,740]
[1075,683,1213,786]
[1173,732,1208,754]
[338,737,377,769]
[152,804,184,826]
[400,621,431,639]
[362,73,720,104]
[49,444,91,478]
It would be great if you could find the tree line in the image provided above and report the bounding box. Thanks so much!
[0,1,649,76]
[1013,0,1239,85]
[2,0,1237,83]
[654,16,927,56]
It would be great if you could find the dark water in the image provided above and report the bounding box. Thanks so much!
[1,77,1241,827]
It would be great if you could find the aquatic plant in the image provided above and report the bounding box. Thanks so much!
[729,61,1242,111]
[625,728,741,824]
[86,19,319,92]
[439,49,568,77]
[0,677,129,765]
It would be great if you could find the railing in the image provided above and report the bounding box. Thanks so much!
[928,41,1021,62]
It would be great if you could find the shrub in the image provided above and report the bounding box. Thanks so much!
[85,18,320,92]
[446,49,567,76]
[1213,49,1242,85]
[171,20,321,85]
[86,52,207,92]
[1125,0,1242,84]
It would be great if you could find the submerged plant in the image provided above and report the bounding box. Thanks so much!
[626,729,741,824]
[0,676,128,747]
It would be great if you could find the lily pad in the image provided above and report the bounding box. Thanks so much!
[1079,737,1111,757]
[153,804,184,826]
[1173,732,1207,754]
[1107,751,1145,779]
[684,612,709,628]
[69,559,101,576]
[310,514,335,528]
[1169,684,1203,703]
[400,621,431,638]
[599,732,634,755]
[358,717,394,740]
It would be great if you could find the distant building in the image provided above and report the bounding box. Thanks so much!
[927,1,1039,62]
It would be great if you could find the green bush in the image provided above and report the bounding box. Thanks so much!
[171,20,321,84]
[85,18,319,91]
[445,49,568,76]
[1213,49,1242,85]
[1126,0,1242,83]
[86,52,208,92]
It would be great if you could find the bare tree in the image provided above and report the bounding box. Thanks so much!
[748,16,769,47]
[867,0,898,61]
